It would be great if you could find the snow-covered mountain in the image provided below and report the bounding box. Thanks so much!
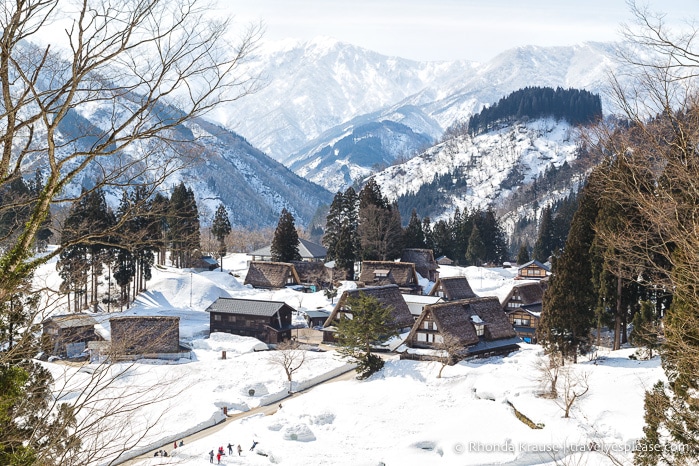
[217,38,619,192]
[372,118,587,225]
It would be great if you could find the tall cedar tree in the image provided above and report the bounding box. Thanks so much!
[211,203,232,270]
[533,206,555,262]
[403,209,426,249]
[168,182,201,268]
[465,223,486,265]
[517,243,530,264]
[323,188,359,279]
[271,208,301,262]
[334,292,399,379]
[537,183,597,363]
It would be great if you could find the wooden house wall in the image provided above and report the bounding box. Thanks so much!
[111,318,179,354]
[518,265,547,278]
[43,324,96,357]
[508,310,539,343]
[210,310,291,344]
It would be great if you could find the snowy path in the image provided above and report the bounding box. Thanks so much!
[117,366,358,465]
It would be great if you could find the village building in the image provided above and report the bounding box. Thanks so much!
[249,238,327,263]
[516,260,550,280]
[304,310,331,328]
[358,261,422,294]
[501,281,546,312]
[42,314,98,358]
[428,276,477,301]
[206,297,293,344]
[405,297,520,358]
[322,285,415,343]
[110,316,181,356]
[508,303,542,344]
[402,294,444,320]
[291,260,332,291]
[400,248,439,282]
[436,255,454,266]
[244,261,301,289]
[192,255,220,271]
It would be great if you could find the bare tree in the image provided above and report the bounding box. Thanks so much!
[270,340,306,394]
[0,0,261,463]
[556,368,590,419]
[534,352,562,399]
[433,333,464,378]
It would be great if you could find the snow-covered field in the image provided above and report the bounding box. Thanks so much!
[37,254,664,465]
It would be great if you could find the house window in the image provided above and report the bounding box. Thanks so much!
[473,323,484,336]
[437,290,444,298]
[423,320,434,330]
[214,315,221,321]
[513,317,530,326]
[417,333,427,342]
[287,277,294,284]
[374,269,389,279]
[228,315,236,322]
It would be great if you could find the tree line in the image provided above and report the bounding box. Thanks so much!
[467,86,603,136]
[322,178,509,278]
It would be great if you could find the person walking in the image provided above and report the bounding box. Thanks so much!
[216,452,221,464]
[237,444,242,456]
[209,449,214,463]
[227,443,233,455]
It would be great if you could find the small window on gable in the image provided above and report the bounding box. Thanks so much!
[374,269,389,279]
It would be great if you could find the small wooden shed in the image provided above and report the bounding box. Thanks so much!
[42,314,98,358]
[206,297,293,344]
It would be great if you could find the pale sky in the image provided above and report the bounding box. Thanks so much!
[221,0,698,61]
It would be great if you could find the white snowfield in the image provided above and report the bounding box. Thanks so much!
[38,254,664,466]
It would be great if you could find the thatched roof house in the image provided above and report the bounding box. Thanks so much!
[358,261,421,294]
[244,261,301,289]
[502,281,545,312]
[323,285,415,342]
[400,249,439,281]
[428,276,477,301]
[402,294,444,320]
[406,297,519,358]
[292,261,332,289]
[436,255,453,266]
[250,238,327,262]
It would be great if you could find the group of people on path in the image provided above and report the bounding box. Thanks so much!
[153,439,183,458]
[209,442,245,463]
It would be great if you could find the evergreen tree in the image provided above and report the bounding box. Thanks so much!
[422,216,434,251]
[358,182,403,261]
[271,208,301,262]
[630,300,660,359]
[333,293,399,379]
[537,183,598,363]
[533,206,555,262]
[323,188,360,279]
[211,203,232,271]
[516,243,530,264]
[431,219,452,259]
[168,182,201,268]
[403,209,425,249]
[465,223,486,265]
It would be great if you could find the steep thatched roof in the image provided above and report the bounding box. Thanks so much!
[359,261,419,288]
[292,261,331,286]
[466,297,517,340]
[429,276,477,300]
[502,281,545,308]
[244,261,300,288]
[400,249,438,279]
[408,296,516,347]
[324,285,414,330]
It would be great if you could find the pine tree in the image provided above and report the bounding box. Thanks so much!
[333,293,399,379]
[533,206,554,262]
[211,203,232,271]
[403,209,425,249]
[271,208,301,263]
[358,182,403,261]
[168,182,201,268]
[323,188,359,279]
[537,184,598,363]
[516,243,530,264]
[465,223,486,266]
[630,300,660,359]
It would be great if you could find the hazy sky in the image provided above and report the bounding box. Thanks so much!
[222,0,697,61]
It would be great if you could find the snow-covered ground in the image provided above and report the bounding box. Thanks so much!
[37,253,664,465]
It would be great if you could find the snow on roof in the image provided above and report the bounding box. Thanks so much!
[205,297,294,316]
